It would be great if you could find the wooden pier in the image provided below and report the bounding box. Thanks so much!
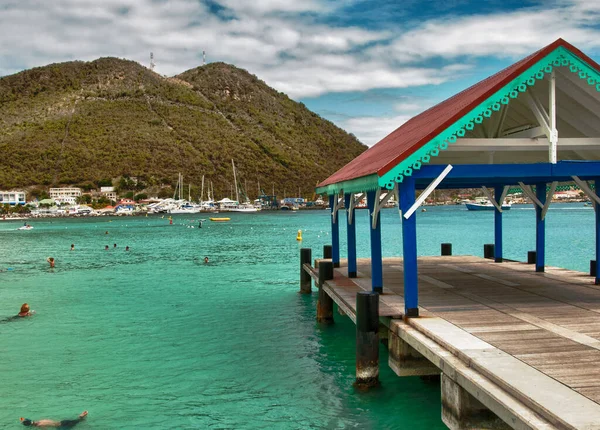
[304,255,600,430]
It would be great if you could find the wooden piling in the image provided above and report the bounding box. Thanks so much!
[483,244,494,259]
[323,245,332,259]
[441,243,452,256]
[527,251,536,264]
[317,261,334,323]
[300,248,312,294]
[355,291,379,389]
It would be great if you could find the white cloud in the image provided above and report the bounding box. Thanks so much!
[340,114,414,147]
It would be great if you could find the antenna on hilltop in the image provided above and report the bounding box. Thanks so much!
[150,52,155,71]
[203,50,206,66]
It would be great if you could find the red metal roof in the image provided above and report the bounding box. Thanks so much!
[317,38,600,189]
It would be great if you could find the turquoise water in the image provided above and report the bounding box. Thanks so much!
[0,204,595,429]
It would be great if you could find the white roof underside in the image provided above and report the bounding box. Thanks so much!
[433,67,600,165]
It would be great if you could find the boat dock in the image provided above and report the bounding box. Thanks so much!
[302,254,600,429]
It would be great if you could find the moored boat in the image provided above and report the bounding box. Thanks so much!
[465,201,511,211]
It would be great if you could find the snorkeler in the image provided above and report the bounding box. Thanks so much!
[46,257,55,268]
[21,411,87,428]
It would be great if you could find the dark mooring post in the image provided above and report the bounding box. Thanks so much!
[300,248,312,294]
[483,244,495,259]
[591,260,597,278]
[527,251,536,264]
[355,291,379,389]
[441,243,452,256]
[323,245,333,259]
[317,260,334,323]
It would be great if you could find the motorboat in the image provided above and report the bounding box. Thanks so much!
[465,200,511,211]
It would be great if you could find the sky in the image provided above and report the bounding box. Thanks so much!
[2,0,600,146]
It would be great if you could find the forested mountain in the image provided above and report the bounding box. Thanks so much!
[0,58,366,198]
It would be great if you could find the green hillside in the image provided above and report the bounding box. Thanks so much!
[0,58,366,198]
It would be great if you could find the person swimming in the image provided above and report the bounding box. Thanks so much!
[113,243,117,248]
[18,303,33,317]
[125,246,130,251]
[105,245,109,251]
[47,257,55,268]
[204,256,209,264]
[21,411,87,428]
[70,244,75,251]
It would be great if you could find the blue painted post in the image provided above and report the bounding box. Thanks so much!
[535,183,546,273]
[329,194,340,268]
[592,178,600,285]
[494,185,503,263]
[366,190,383,293]
[400,177,419,317]
[345,193,357,278]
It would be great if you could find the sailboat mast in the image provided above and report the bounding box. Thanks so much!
[189,183,191,202]
[173,173,179,200]
[232,159,240,203]
[201,175,204,203]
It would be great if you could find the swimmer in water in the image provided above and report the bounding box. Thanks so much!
[105,245,109,251]
[46,257,55,268]
[113,243,117,248]
[204,256,209,264]
[21,411,87,428]
[70,244,75,251]
[18,303,33,317]
[125,246,130,251]
[105,231,109,235]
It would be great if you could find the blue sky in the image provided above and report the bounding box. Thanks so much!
[2,0,600,145]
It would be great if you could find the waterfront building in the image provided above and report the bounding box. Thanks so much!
[49,187,82,205]
[100,187,117,201]
[0,190,26,205]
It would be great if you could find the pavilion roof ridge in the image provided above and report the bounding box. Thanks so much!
[316,38,600,195]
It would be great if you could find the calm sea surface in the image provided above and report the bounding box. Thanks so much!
[0,203,594,429]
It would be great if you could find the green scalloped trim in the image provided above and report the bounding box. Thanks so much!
[508,183,594,194]
[316,174,379,195]
[378,46,600,190]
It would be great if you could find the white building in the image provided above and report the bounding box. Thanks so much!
[100,186,117,202]
[49,188,82,205]
[0,191,26,205]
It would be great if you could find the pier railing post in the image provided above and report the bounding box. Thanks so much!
[355,291,379,389]
[317,261,334,323]
[483,244,494,259]
[300,248,312,294]
[441,243,452,256]
[323,245,332,259]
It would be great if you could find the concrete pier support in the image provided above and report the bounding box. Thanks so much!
[317,261,334,324]
[355,291,379,389]
[441,374,509,430]
[300,248,312,294]
[388,331,439,376]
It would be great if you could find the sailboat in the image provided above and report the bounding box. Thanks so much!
[169,173,201,214]
[228,160,258,213]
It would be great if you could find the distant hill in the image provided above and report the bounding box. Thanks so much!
[0,58,366,198]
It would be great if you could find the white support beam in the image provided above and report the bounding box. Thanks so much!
[494,103,509,138]
[347,193,365,225]
[518,182,544,209]
[525,93,551,143]
[403,165,453,219]
[445,137,600,152]
[499,185,510,207]
[331,194,342,224]
[371,188,382,229]
[481,186,503,212]
[379,190,394,207]
[504,126,545,139]
[549,70,558,164]
[541,181,557,220]
[572,176,600,206]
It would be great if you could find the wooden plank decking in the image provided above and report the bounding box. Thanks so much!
[309,256,600,429]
